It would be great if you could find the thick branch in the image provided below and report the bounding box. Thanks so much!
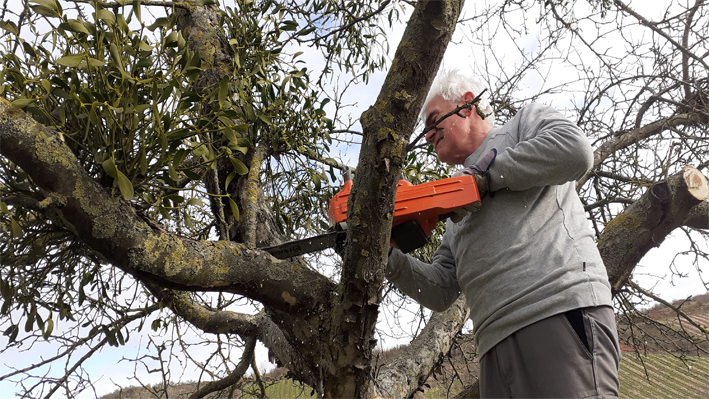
[684,201,709,229]
[373,296,470,399]
[242,144,267,249]
[0,100,335,314]
[598,166,709,293]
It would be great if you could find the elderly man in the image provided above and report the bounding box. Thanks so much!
[386,70,620,398]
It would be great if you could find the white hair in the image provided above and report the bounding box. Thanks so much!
[421,69,495,127]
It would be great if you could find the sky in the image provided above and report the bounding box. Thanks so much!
[1,0,708,398]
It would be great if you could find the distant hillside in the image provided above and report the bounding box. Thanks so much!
[617,292,709,357]
[100,293,709,399]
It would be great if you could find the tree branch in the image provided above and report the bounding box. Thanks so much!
[373,296,470,399]
[242,144,267,249]
[627,280,709,336]
[43,335,111,398]
[144,284,317,384]
[598,166,709,293]
[614,0,709,71]
[681,0,704,99]
[188,336,257,399]
[70,0,190,10]
[304,0,392,44]
[578,113,702,189]
[683,201,709,229]
[251,356,267,399]
[297,145,353,173]
[0,99,336,314]
[329,0,465,396]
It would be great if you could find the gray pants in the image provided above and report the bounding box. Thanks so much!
[480,306,620,398]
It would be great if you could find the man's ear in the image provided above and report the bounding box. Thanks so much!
[462,91,476,116]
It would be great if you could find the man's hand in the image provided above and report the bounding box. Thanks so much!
[450,149,497,222]
[456,148,497,197]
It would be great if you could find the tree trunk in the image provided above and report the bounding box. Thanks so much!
[325,0,464,396]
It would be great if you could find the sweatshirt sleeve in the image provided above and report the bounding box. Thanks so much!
[385,231,461,312]
[487,103,593,192]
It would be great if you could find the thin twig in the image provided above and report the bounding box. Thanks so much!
[304,0,392,44]
[70,0,190,10]
[251,355,267,399]
[614,0,709,71]
[188,336,257,399]
[628,280,709,336]
[298,146,353,173]
[407,89,487,152]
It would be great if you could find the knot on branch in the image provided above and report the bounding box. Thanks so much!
[650,181,670,202]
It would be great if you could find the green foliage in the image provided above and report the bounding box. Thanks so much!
[0,0,399,359]
[1,2,216,224]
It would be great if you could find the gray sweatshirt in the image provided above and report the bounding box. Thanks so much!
[387,103,613,358]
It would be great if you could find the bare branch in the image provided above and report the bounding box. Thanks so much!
[578,113,703,189]
[303,0,392,44]
[614,0,709,71]
[188,336,257,399]
[628,280,709,336]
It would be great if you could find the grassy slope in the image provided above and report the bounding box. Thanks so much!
[619,354,709,399]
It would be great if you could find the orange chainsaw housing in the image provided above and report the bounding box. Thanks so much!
[327,175,481,251]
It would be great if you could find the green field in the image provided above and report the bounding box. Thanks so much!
[244,354,709,399]
[241,379,314,399]
[619,353,709,399]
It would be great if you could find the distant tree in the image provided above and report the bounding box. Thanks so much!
[0,0,707,398]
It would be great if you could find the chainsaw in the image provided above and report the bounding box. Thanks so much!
[260,171,481,259]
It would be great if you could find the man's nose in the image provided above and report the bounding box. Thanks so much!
[425,128,436,143]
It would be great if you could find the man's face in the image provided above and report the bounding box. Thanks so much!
[424,93,490,165]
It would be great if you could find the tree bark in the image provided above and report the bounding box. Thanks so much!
[684,200,709,229]
[373,296,470,399]
[598,166,709,293]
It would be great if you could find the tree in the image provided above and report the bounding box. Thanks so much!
[0,0,707,398]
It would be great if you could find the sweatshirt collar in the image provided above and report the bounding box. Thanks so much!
[463,128,498,168]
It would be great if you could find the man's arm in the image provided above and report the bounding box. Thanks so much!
[487,103,593,192]
[386,232,461,312]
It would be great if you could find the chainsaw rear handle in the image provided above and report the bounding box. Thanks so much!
[328,175,481,252]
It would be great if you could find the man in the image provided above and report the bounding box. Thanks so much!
[386,69,621,398]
